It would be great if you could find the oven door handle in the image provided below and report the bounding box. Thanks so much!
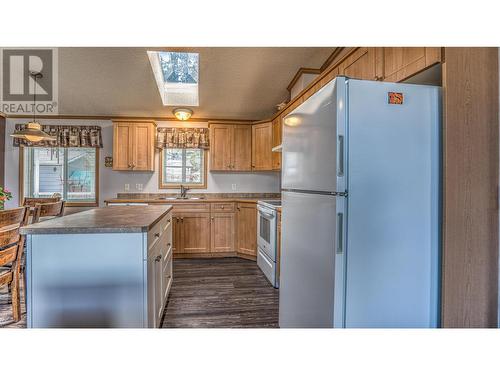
[258,210,275,220]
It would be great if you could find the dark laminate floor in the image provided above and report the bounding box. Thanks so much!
[1,258,279,328]
[0,283,26,328]
[161,258,279,328]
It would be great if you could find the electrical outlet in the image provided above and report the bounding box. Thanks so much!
[124,184,130,191]
[231,184,237,191]
[136,183,143,191]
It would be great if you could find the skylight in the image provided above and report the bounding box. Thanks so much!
[147,51,199,106]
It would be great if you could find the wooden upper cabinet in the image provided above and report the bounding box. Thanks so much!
[113,123,132,170]
[272,117,282,170]
[381,47,442,82]
[232,125,252,171]
[209,123,252,171]
[236,202,257,256]
[338,47,381,81]
[113,121,155,171]
[133,123,154,170]
[252,122,273,171]
[210,124,233,171]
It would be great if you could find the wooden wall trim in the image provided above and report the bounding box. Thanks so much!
[320,47,344,71]
[269,47,358,122]
[0,115,5,188]
[6,114,258,123]
[442,47,499,327]
[207,120,254,126]
[286,67,321,92]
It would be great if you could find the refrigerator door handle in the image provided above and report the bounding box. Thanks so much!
[337,135,344,176]
[336,212,344,254]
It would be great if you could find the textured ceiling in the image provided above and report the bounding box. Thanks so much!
[57,47,335,120]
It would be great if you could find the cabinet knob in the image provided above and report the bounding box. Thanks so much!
[155,255,161,262]
[221,205,224,209]
[154,233,160,238]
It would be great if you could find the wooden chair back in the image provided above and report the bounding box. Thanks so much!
[32,201,66,224]
[0,207,29,322]
[22,197,61,207]
[0,207,29,275]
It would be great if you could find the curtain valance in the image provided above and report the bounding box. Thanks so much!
[13,124,103,148]
[156,128,209,149]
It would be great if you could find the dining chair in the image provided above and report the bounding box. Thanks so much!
[32,200,66,224]
[22,197,62,223]
[22,196,61,207]
[0,207,29,322]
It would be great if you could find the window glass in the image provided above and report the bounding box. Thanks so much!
[23,147,97,203]
[162,148,204,186]
[147,51,199,106]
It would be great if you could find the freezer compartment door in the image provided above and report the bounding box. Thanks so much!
[282,77,346,192]
[279,191,337,328]
[344,80,441,328]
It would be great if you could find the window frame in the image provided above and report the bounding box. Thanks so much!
[19,146,99,207]
[159,148,207,189]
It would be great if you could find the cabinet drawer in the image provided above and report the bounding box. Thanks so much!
[172,203,210,213]
[210,202,235,212]
[148,212,172,250]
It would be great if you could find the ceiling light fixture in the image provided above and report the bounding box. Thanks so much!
[173,108,193,121]
[10,72,56,143]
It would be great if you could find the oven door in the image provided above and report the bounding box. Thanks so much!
[257,205,277,261]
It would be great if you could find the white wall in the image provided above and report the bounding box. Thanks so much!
[4,118,280,208]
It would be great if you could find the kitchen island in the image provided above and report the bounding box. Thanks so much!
[20,205,173,328]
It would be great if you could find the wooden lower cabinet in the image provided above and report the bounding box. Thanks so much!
[211,212,235,252]
[166,202,258,259]
[173,213,211,254]
[236,202,257,257]
[172,215,182,253]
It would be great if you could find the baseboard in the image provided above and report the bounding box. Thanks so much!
[173,251,256,261]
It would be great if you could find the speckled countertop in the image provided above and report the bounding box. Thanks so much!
[105,198,263,204]
[105,192,281,205]
[20,205,173,235]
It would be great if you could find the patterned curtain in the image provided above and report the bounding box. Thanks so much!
[156,128,209,149]
[13,124,103,148]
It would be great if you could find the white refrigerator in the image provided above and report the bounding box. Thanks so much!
[279,76,441,328]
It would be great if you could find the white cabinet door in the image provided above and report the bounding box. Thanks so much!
[146,253,156,327]
[154,253,163,326]
[147,241,162,328]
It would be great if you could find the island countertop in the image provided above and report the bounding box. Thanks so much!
[20,205,173,235]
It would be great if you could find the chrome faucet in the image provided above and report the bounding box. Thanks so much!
[180,185,190,198]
